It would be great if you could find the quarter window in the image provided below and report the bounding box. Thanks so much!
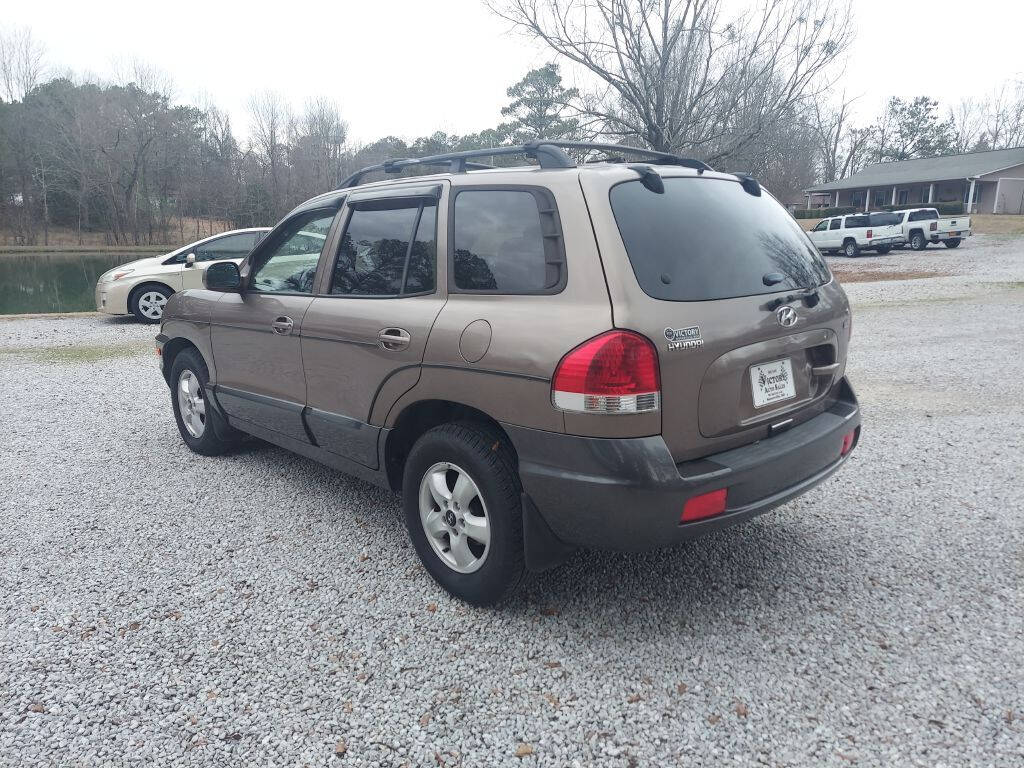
[330,200,437,296]
[452,189,564,293]
[250,211,336,294]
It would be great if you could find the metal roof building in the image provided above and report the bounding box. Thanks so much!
[804,147,1024,214]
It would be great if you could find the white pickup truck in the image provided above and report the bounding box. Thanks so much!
[889,208,971,250]
[807,212,905,257]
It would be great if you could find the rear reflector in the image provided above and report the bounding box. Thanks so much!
[552,330,660,414]
[840,429,856,456]
[681,488,728,523]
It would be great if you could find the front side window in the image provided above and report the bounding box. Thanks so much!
[812,220,828,232]
[330,200,437,296]
[452,189,564,293]
[250,211,336,294]
[194,232,259,262]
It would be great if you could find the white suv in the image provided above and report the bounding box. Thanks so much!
[807,213,904,257]
[95,228,269,322]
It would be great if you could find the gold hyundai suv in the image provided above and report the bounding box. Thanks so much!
[156,141,861,605]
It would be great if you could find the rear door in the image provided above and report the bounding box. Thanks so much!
[211,210,339,443]
[299,183,447,469]
[581,169,851,462]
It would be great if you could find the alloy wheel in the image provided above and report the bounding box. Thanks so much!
[418,462,491,574]
[177,369,207,438]
[138,291,167,320]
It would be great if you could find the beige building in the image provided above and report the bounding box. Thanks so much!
[805,147,1024,214]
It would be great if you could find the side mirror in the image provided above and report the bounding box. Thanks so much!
[204,261,241,292]
[185,252,197,267]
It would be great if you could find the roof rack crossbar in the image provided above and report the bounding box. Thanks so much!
[338,139,712,189]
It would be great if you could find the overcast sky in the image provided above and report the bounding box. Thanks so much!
[5,0,1023,143]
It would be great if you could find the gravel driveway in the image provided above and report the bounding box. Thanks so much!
[2,235,1022,766]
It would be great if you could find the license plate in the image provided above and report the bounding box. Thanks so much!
[750,358,796,408]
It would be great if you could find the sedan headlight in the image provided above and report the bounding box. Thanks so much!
[100,268,135,283]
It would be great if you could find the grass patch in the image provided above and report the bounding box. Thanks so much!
[0,341,152,364]
[832,268,949,284]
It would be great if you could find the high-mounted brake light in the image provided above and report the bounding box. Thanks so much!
[552,330,660,414]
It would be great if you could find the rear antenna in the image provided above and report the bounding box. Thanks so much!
[628,164,665,194]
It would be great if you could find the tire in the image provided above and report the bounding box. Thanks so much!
[169,349,240,456]
[130,283,172,323]
[944,238,961,249]
[876,246,891,255]
[402,422,526,606]
[844,239,860,258]
[910,232,927,251]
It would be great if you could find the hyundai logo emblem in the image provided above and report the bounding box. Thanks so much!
[776,305,798,327]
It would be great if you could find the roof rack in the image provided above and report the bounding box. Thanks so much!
[338,140,712,189]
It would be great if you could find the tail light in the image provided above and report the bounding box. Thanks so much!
[866,229,873,238]
[930,222,937,231]
[552,330,660,414]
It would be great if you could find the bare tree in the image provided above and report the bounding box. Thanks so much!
[490,0,853,162]
[248,91,290,217]
[0,26,46,102]
[810,97,871,182]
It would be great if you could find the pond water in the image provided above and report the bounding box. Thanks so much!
[0,252,149,314]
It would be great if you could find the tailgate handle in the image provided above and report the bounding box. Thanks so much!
[811,362,840,376]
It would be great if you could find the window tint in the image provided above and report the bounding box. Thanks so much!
[868,212,899,226]
[844,215,869,228]
[812,220,828,232]
[609,177,830,301]
[452,190,561,293]
[194,232,259,262]
[330,201,436,296]
[829,219,841,230]
[250,211,335,294]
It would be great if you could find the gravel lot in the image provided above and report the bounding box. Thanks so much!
[2,234,1022,766]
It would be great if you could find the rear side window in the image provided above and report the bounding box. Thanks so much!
[868,213,899,226]
[828,219,841,231]
[195,232,259,261]
[451,189,565,293]
[609,177,830,301]
[844,215,869,228]
[330,200,436,296]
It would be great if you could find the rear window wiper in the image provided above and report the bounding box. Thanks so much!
[765,286,820,310]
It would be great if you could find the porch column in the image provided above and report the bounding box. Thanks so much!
[864,190,870,212]
[805,193,810,209]
[891,186,897,205]
[966,178,976,213]
[928,183,934,203]
[834,191,839,207]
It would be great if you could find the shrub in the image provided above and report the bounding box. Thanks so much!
[793,206,856,219]
[879,202,964,215]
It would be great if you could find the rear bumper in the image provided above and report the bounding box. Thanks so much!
[504,378,860,551]
[932,230,970,241]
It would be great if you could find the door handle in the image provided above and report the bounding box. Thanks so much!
[378,327,411,350]
[271,316,294,335]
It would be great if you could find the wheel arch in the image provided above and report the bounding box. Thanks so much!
[384,399,516,492]
[128,280,176,311]
[161,337,204,385]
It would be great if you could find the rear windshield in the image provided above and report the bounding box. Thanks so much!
[609,177,830,301]
[868,212,900,226]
